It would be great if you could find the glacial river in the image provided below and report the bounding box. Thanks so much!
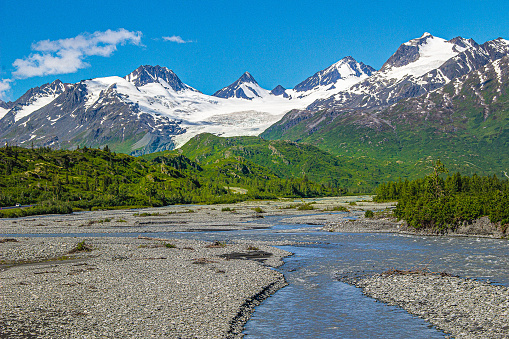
[168,214,509,338]
[5,212,509,338]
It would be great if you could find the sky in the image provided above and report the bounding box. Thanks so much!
[1,0,509,101]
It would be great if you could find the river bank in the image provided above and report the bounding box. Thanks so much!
[341,272,509,339]
[0,196,364,338]
[1,196,508,338]
[0,236,290,338]
[323,215,507,239]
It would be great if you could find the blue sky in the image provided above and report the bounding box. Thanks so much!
[1,0,509,101]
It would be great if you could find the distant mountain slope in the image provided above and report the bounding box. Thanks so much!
[263,55,509,177]
[168,133,425,191]
[305,34,508,112]
[0,56,374,154]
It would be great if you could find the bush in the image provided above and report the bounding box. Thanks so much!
[327,205,349,212]
[253,207,265,213]
[297,203,314,210]
[364,210,374,218]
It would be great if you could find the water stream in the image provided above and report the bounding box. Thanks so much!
[3,213,509,337]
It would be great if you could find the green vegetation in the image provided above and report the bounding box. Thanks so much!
[69,240,93,253]
[0,144,344,217]
[296,203,315,210]
[375,161,509,231]
[261,61,509,183]
[325,205,349,212]
[163,133,388,192]
[221,207,234,212]
[364,210,374,218]
[134,212,161,217]
[252,207,265,213]
[164,243,177,248]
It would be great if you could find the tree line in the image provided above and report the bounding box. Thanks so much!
[375,161,509,231]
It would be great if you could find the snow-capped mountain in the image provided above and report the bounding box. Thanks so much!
[213,72,270,100]
[307,33,509,111]
[293,56,375,92]
[0,80,68,122]
[2,33,508,155]
[124,65,199,92]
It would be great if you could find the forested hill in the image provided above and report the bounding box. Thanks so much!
[375,162,509,232]
[148,133,429,192]
[0,144,342,214]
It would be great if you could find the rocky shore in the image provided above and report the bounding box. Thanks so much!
[1,196,507,338]
[0,236,290,338]
[323,215,507,239]
[343,272,509,339]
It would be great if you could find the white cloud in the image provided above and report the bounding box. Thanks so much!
[162,35,191,44]
[0,79,13,101]
[12,29,142,79]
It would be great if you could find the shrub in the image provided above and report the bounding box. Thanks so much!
[327,206,349,212]
[297,203,314,210]
[365,210,374,218]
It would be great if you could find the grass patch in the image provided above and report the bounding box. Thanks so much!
[325,205,349,212]
[68,240,92,254]
[252,207,265,213]
[221,207,235,212]
[134,212,161,217]
[297,203,314,210]
[247,245,259,251]
[164,243,177,248]
[349,201,357,206]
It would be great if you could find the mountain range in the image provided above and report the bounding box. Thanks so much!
[1,32,509,179]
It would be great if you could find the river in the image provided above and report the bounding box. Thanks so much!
[3,212,509,337]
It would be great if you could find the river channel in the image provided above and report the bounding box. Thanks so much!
[3,212,509,338]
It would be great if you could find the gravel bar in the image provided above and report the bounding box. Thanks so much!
[347,273,509,339]
[0,237,291,338]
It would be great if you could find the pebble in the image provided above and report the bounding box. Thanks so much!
[347,273,509,339]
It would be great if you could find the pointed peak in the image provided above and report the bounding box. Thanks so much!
[293,56,374,92]
[238,71,257,84]
[125,64,194,92]
[270,85,289,98]
[403,32,436,47]
[213,72,268,99]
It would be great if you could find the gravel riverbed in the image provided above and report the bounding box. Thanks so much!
[1,197,507,338]
[345,273,509,339]
[0,237,290,338]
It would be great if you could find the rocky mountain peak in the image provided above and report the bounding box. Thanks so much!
[125,65,195,92]
[448,37,479,52]
[270,85,289,98]
[380,33,477,74]
[293,56,375,92]
[212,72,268,100]
[237,71,258,84]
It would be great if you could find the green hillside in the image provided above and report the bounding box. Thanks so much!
[261,57,509,179]
[0,144,341,216]
[145,133,430,192]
